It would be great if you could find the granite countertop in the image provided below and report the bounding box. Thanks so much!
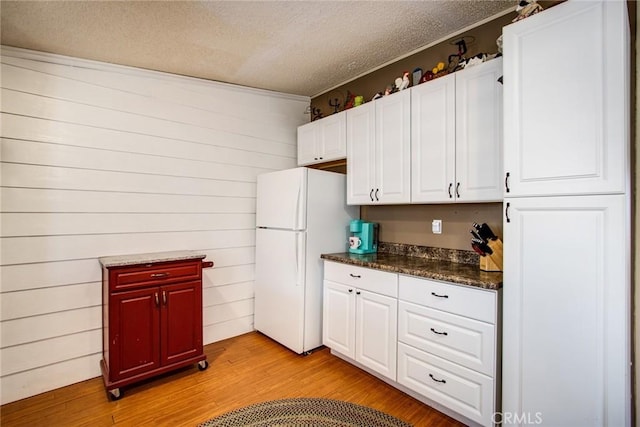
[99,250,207,268]
[321,243,502,290]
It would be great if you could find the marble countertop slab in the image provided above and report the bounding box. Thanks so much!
[321,251,502,290]
[99,250,207,268]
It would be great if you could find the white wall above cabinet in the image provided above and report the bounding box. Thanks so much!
[411,58,503,203]
[297,110,346,166]
[347,90,411,205]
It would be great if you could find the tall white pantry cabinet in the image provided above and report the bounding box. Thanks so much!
[502,1,631,426]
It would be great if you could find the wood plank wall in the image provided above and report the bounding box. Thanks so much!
[0,46,309,404]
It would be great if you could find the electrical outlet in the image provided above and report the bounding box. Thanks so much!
[432,219,442,234]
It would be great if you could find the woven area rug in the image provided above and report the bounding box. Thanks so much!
[198,397,413,427]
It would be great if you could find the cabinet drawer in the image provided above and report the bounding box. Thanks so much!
[398,342,494,426]
[399,275,496,323]
[109,261,201,291]
[398,301,495,376]
[324,262,397,297]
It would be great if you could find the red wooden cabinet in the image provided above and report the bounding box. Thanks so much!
[100,254,210,400]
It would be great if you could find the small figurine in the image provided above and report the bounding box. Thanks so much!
[344,91,356,110]
[513,0,543,22]
[328,98,341,114]
[396,71,410,91]
[420,70,434,83]
[429,62,447,79]
[412,68,423,86]
[311,107,323,121]
[384,85,394,96]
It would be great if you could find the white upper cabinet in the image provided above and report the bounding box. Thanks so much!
[411,58,503,203]
[503,1,629,197]
[411,73,456,202]
[375,90,412,204]
[297,110,346,166]
[455,58,503,202]
[347,90,411,205]
[346,102,376,204]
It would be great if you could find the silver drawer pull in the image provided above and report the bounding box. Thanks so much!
[349,274,361,278]
[429,374,446,384]
[431,292,448,299]
[430,328,448,336]
[151,273,169,278]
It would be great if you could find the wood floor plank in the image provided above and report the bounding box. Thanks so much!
[0,332,465,426]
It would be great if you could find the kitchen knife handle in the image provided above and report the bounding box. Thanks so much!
[505,172,510,193]
[448,183,453,199]
[505,202,511,223]
[455,182,460,198]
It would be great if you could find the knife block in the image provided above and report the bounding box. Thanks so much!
[479,238,503,272]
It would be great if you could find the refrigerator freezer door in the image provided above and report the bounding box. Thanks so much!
[254,228,306,354]
[256,168,307,230]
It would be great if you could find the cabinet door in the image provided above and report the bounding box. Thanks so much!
[161,281,203,366]
[347,102,376,205]
[109,287,161,381]
[455,58,503,202]
[375,90,411,204]
[320,111,346,163]
[322,280,355,358]
[503,1,629,197]
[355,289,397,380]
[503,195,629,426]
[411,74,456,203]
[297,121,318,166]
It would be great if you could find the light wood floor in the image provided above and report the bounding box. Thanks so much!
[0,332,465,426]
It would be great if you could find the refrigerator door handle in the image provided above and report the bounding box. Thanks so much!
[294,184,302,230]
[295,232,304,286]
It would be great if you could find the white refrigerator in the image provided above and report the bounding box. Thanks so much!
[254,167,358,354]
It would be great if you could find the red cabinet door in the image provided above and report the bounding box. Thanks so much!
[161,281,203,366]
[110,287,161,381]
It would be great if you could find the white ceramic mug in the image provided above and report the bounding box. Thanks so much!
[349,236,362,249]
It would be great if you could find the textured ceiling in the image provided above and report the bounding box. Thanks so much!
[0,0,514,97]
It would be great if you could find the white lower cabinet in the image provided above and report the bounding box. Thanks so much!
[397,276,500,426]
[397,301,495,376]
[323,262,398,381]
[502,195,629,426]
[398,342,494,425]
[322,262,501,426]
